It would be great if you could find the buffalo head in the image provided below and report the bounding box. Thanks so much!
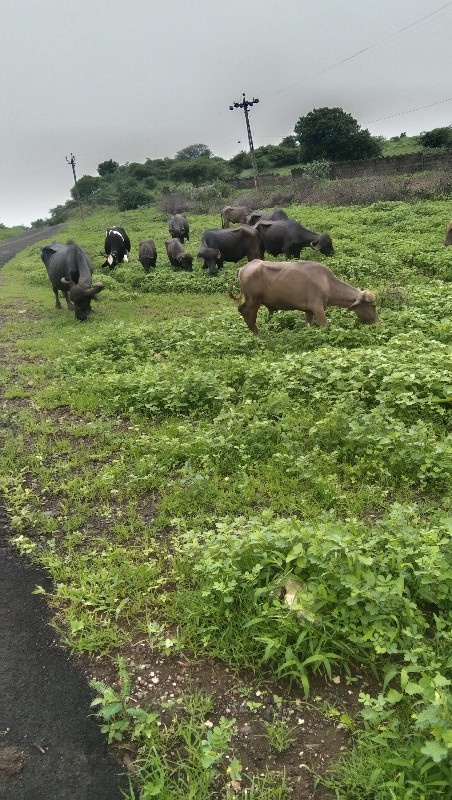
[61,278,104,321]
[348,290,378,324]
[177,252,193,272]
[197,246,221,275]
[310,233,334,256]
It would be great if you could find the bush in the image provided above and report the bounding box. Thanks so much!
[420,127,452,149]
[117,182,152,211]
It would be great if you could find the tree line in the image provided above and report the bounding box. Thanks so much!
[31,107,452,227]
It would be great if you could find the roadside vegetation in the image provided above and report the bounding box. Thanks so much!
[0,223,26,240]
[0,199,451,799]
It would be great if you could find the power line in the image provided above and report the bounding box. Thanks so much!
[365,95,452,124]
[261,1,452,102]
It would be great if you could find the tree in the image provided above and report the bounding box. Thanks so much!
[71,175,101,202]
[97,159,119,176]
[169,157,229,186]
[175,143,213,160]
[229,150,252,173]
[420,127,452,149]
[294,107,382,163]
[117,182,152,211]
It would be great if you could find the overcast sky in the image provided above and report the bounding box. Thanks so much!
[1,0,451,226]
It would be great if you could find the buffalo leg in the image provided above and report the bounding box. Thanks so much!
[61,290,74,310]
[305,310,314,325]
[239,301,259,334]
[53,288,62,309]
[312,307,328,326]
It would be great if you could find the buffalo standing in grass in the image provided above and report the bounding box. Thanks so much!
[102,226,131,269]
[169,214,190,243]
[41,241,104,321]
[138,239,157,272]
[255,219,334,259]
[165,238,193,271]
[220,205,249,228]
[228,259,378,333]
[197,225,260,275]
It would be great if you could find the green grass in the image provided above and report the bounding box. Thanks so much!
[380,135,423,157]
[0,199,451,799]
[0,223,27,240]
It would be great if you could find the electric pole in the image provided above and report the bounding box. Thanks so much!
[229,94,260,191]
[65,153,84,220]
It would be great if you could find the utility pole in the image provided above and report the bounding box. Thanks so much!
[65,153,84,219]
[229,93,260,191]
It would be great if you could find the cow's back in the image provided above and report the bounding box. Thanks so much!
[238,259,333,307]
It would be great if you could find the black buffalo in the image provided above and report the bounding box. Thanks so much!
[41,241,103,321]
[138,239,157,272]
[103,226,131,269]
[165,238,193,271]
[247,208,288,226]
[255,219,334,259]
[197,225,260,275]
[169,214,189,243]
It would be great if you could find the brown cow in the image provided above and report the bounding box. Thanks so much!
[228,259,378,333]
[221,205,249,228]
[444,221,452,246]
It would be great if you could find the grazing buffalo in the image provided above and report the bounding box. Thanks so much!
[444,221,452,246]
[165,238,193,271]
[138,240,157,272]
[169,214,189,243]
[197,225,260,276]
[221,205,249,228]
[41,241,103,321]
[228,259,378,333]
[255,219,334,259]
[103,227,131,269]
[247,208,288,226]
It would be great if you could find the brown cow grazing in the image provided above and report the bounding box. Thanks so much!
[228,260,378,333]
[444,221,452,246]
[138,240,157,272]
[165,238,193,271]
[221,205,249,228]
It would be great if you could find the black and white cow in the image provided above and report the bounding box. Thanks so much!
[103,226,131,269]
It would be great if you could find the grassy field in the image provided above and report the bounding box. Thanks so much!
[0,201,451,799]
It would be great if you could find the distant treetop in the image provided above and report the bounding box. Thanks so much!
[294,107,382,163]
[97,159,119,176]
[175,143,213,160]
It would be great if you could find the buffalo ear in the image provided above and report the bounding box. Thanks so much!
[177,253,184,262]
[61,277,74,287]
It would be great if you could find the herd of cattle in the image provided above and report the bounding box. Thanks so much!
[40,207,452,329]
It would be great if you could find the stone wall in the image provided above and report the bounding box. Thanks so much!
[292,151,452,181]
